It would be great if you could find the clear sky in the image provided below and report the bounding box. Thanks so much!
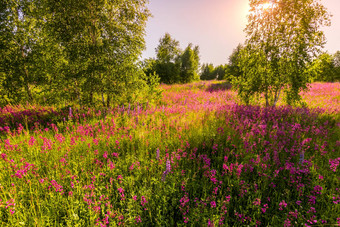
[142,0,340,66]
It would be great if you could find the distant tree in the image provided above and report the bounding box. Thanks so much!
[155,63,180,84]
[179,43,200,83]
[235,0,331,106]
[228,44,243,79]
[156,33,181,64]
[193,45,201,73]
[146,34,202,85]
[334,51,340,68]
[154,33,182,84]
[309,52,336,82]
[214,65,227,81]
[200,64,227,81]
[334,51,340,81]
[200,63,216,80]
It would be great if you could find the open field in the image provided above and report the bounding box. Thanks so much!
[0,82,339,226]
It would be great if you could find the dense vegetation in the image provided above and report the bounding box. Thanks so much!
[142,33,201,85]
[0,0,152,107]
[0,81,339,226]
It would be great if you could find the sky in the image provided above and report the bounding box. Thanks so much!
[142,0,340,66]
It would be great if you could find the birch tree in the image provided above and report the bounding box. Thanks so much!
[235,0,331,106]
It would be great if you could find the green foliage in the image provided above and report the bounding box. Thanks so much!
[154,33,201,84]
[154,33,182,84]
[200,64,227,81]
[155,33,182,64]
[235,0,331,106]
[179,44,200,83]
[214,65,227,81]
[141,72,163,106]
[46,0,151,107]
[155,61,181,84]
[0,0,151,108]
[200,63,216,80]
[0,0,56,104]
[309,52,339,82]
[139,59,163,105]
[0,1,8,105]
[141,58,157,77]
[227,44,244,81]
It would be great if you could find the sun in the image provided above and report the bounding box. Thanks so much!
[261,2,273,10]
[253,2,275,14]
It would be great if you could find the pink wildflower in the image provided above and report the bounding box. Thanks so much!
[279,200,287,210]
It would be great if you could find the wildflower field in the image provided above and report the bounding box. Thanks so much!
[0,82,339,226]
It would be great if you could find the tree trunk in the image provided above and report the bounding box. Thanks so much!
[89,90,93,105]
[265,91,269,107]
[101,92,105,107]
[73,79,81,106]
[106,94,111,108]
[22,48,33,102]
[24,76,33,102]
[273,87,281,107]
[16,7,33,103]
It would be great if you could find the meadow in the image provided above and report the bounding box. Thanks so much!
[0,81,339,226]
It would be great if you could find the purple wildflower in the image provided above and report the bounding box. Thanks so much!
[156,148,160,160]
[299,152,304,165]
[162,159,171,181]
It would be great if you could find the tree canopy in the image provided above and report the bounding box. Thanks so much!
[152,33,200,84]
[0,0,151,107]
[179,43,200,83]
[0,0,53,104]
[155,33,182,64]
[200,64,216,81]
[228,44,243,80]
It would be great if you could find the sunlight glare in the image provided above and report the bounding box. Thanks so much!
[262,2,273,10]
[256,2,274,12]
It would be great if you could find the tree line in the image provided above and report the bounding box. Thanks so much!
[200,44,243,82]
[146,30,339,91]
[309,51,340,82]
[202,44,340,84]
